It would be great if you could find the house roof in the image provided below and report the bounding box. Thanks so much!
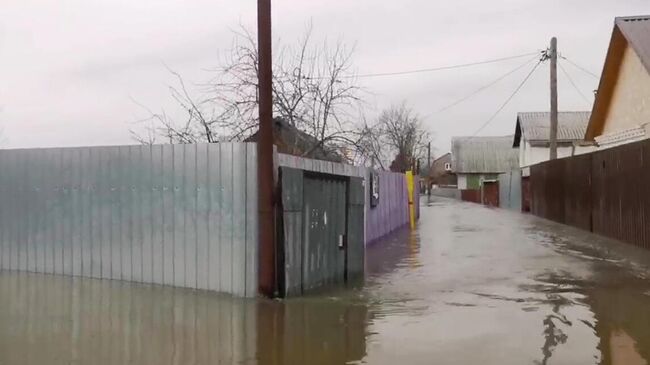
[451,135,519,174]
[245,118,343,162]
[585,15,650,140]
[617,16,650,75]
[514,111,591,147]
[432,152,451,164]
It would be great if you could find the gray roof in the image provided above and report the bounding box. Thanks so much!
[451,135,519,174]
[616,16,650,75]
[514,111,591,146]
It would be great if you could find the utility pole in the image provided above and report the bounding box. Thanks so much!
[427,142,431,198]
[257,0,275,297]
[550,37,558,160]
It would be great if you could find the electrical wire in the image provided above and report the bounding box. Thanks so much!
[559,56,600,79]
[471,60,543,136]
[335,51,541,79]
[558,59,593,106]
[435,54,540,113]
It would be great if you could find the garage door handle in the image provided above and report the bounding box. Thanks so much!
[338,234,345,250]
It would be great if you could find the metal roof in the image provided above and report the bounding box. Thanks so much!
[616,16,650,75]
[451,135,519,174]
[514,111,591,146]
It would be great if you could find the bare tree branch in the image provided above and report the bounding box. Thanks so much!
[131,23,365,157]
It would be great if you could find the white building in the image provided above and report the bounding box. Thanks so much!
[513,111,595,175]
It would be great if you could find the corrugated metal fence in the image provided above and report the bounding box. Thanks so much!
[498,170,522,211]
[430,187,462,200]
[277,153,417,246]
[366,171,411,244]
[0,143,258,297]
[531,138,650,248]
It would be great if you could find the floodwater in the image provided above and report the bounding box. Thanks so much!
[3,198,650,364]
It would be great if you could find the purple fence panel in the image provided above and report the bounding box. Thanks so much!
[365,171,410,245]
[414,176,420,219]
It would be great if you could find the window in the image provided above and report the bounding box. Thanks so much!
[444,162,451,171]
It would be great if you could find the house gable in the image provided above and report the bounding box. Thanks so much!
[601,45,650,136]
[586,16,650,141]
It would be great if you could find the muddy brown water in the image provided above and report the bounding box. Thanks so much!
[2,198,650,364]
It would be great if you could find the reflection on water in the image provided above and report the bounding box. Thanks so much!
[0,272,368,365]
[609,330,646,365]
[4,199,650,364]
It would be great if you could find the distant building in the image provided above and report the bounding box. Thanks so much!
[246,118,343,162]
[451,136,519,190]
[428,152,457,187]
[585,16,650,148]
[514,111,594,174]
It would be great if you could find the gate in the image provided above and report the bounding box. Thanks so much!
[302,176,347,291]
[278,167,364,297]
[482,181,499,207]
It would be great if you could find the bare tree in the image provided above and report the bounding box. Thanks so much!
[354,103,431,171]
[132,24,363,160]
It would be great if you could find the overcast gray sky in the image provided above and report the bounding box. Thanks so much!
[1,0,649,154]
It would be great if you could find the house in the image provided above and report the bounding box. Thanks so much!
[245,117,343,162]
[428,152,457,187]
[451,136,519,190]
[584,16,650,148]
[514,111,594,173]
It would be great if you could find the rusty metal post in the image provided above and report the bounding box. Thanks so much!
[257,0,276,297]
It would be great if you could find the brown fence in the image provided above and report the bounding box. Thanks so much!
[530,138,650,249]
[461,189,481,204]
[482,181,499,207]
[521,176,531,212]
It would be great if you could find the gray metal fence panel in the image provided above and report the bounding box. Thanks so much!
[245,143,258,296]
[218,143,233,294]
[151,144,164,285]
[0,143,258,297]
[498,170,522,211]
[232,143,247,297]
[172,143,184,287]
[195,143,209,290]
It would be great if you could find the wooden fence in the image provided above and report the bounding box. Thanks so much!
[530,138,650,249]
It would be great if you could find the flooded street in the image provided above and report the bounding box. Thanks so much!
[3,197,650,364]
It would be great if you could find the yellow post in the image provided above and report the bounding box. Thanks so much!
[406,171,416,229]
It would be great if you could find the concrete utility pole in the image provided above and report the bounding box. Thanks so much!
[550,37,558,160]
[257,0,275,297]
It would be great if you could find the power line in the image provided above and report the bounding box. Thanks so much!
[471,60,543,136]
[559,56,600,79]
[338,51,541,79]
[558,59,593,106]
[436,54,540,113]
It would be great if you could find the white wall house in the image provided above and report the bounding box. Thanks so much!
[585,16,650,148]
[514,112,595,175]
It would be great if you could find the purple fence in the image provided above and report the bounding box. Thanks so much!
[365,171,411,245]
